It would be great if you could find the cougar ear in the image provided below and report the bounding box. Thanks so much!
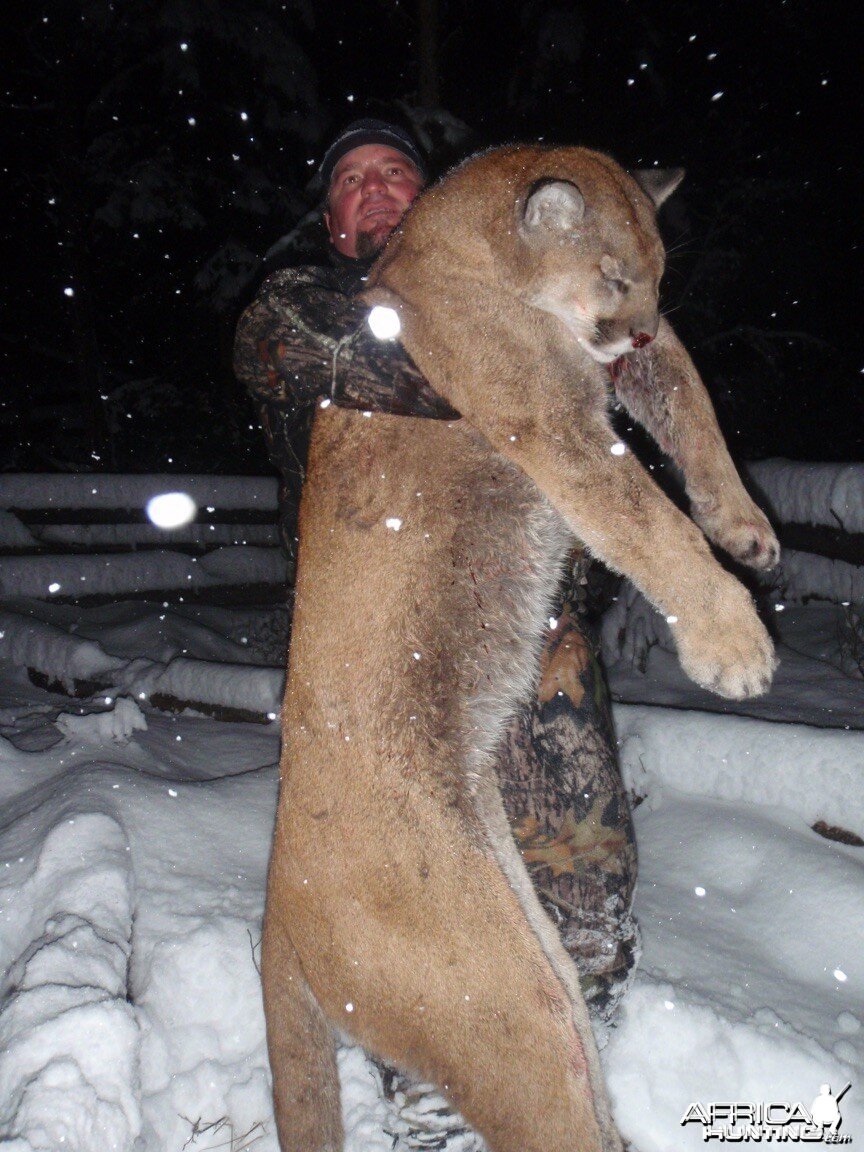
[522,179,585,233]
[630,167,685,209]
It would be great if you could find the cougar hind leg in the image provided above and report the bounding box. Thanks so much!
[261,903,343,1152]
[283,756,621,1152]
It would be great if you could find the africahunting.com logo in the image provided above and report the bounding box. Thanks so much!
[681,1084,852,1143]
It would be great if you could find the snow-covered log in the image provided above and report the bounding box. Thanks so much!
[1,474,287,599]
[0,606,284,721]
[0,608,124,691]
[746,459,864,534]
[0,546,286,600]
[1,473,278,512]
[776,548,864,604]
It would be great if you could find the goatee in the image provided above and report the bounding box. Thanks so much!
[355,228,390,261]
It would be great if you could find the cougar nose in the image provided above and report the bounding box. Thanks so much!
[632,331,654,349]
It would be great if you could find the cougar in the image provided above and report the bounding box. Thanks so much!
[262,145,779,1152]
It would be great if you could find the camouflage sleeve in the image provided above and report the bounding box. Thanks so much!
[233,267,459,420]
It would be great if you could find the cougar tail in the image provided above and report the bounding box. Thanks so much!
[261,907,343,1152]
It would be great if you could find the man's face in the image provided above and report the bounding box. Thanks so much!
[325,143,424,259]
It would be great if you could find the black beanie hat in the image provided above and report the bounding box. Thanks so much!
[317,119,426,191]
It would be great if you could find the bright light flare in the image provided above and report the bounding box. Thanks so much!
[367,305,401,340]
[146,491,197,530]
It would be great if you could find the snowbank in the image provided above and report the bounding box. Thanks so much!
[121,656,282,718]
[0,812,141,1151]
[605,792,863,1151]
[615,703,864,840]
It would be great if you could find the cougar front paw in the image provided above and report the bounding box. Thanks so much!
[672,582,777,699]
[693,501,780,573]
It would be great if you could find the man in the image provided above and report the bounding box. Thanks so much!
[234,118,637,1138]
[236,121,457,569]
[324,128,425,260]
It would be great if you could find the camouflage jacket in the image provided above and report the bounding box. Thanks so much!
[234,261,635,1030]
[233,259,458,559]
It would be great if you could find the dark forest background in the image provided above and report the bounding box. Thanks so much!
[3,0,861,474]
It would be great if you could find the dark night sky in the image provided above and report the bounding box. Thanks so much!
[312,1,859,352]
[2,0,862,471]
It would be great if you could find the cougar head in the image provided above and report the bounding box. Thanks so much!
[515,163,684,364]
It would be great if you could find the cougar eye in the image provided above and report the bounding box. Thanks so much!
[604,276,628,294]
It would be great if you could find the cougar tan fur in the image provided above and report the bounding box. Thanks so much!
[263,146,779,1152]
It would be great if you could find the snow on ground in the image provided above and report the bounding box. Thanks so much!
[0,669,280,1151]
[0,604,284,717]
[0,587,860,1152]
[605,790,864,1150]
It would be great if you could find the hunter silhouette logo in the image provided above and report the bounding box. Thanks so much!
[811,1085,849,1133]
[681,1083,852,1143]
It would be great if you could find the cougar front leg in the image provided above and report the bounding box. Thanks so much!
[501,425,775,699]
[613,317,780,572]
[262,880,343,1152]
